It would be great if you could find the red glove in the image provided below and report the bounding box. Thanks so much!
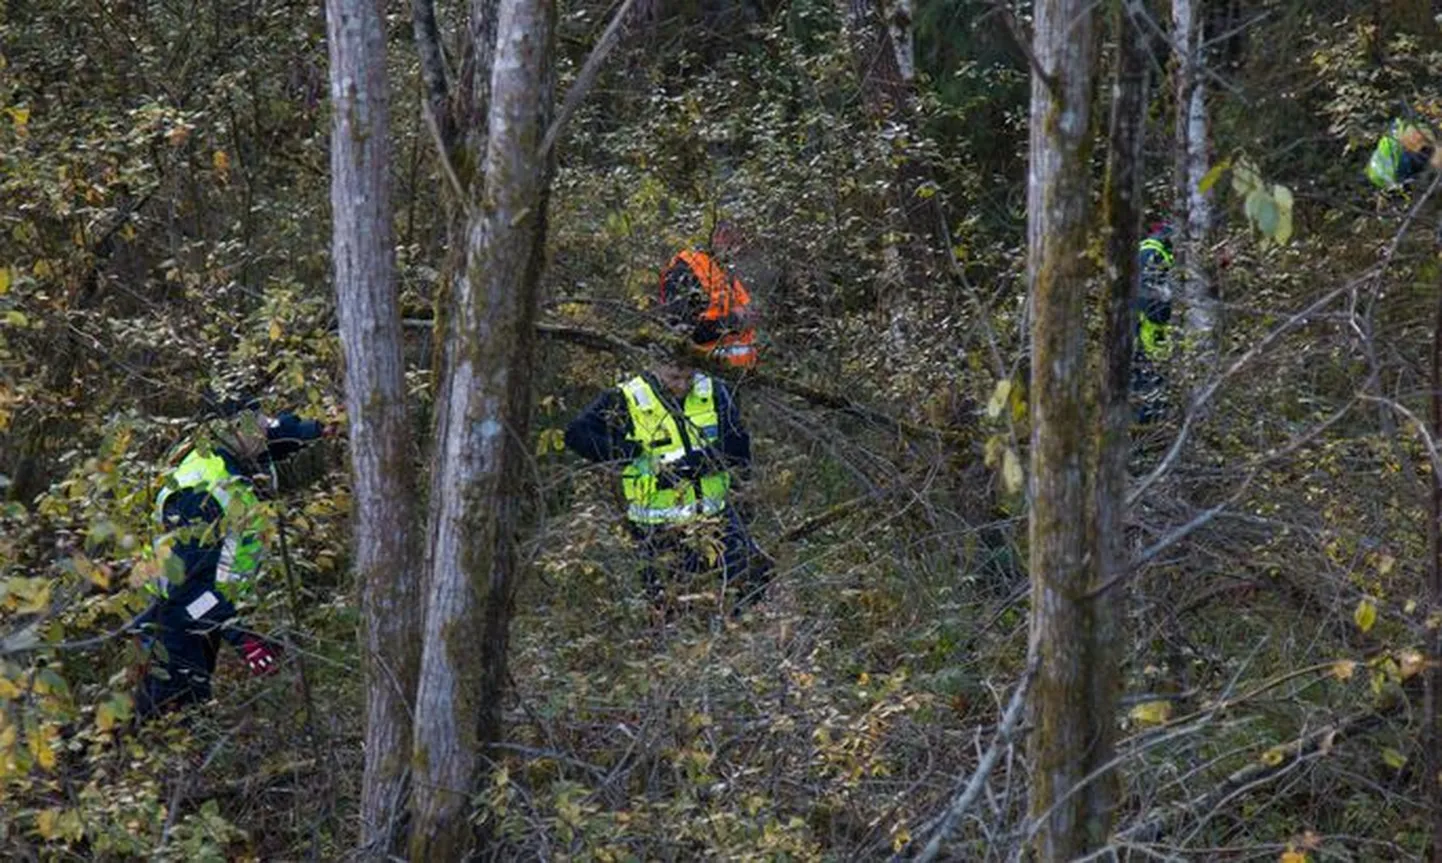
[239,635,283,676]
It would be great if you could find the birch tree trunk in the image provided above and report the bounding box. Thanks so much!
[1025,0,1106,857]
[407,0,555,854]
[1172,0,1216,338]
[325,0,422,857]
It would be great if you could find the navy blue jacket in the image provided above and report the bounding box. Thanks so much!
[136,413,324,638]
[565,374,750,478]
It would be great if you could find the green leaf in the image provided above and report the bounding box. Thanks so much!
[1253,193,1280,238]
[1381,747,1407,769]
[1354,597,1377,634]
[1232,160,1262,197]
[1273,184,1294,244]
[1198,160,1231,194]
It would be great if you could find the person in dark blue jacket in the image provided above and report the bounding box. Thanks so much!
[565,355,769,612]
[132,396,329,719]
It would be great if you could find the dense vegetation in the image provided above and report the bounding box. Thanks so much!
[3,0,1442,858]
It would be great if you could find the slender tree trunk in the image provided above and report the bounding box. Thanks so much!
[837,0,941,349]
[407,0,555,854]
[326,0,422,857]
[1172,0,1215,339]
[1025,0,1105,858]
[1090,0,1149,840]
[1428,275,1442,862]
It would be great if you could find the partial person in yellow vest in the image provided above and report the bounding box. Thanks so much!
[132,395,331,720]
[658,221,760,369]
[1133,222,1175,424]
[563,348,768,613]
[1366,116,1436,190]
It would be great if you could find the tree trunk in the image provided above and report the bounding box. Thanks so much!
[1089,0,1149,843]
[1025,0,1105,858]
[1172,0,1216,340]
[406,0,555,854]
[325,0,423,857]
[1428,273,1442,862]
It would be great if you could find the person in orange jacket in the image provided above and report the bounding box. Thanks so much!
[658,222,759,369]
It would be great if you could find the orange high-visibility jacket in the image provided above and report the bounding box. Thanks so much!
[660,249,758,369]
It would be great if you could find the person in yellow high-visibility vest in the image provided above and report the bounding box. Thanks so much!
[564,343,768,612]
[1366,117,1435,190]
[132,395,330,719]
[1133,223,1175,424]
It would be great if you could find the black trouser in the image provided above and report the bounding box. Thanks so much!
[630,506,770,609]
[134,604,223,720]
[1131,354,1167,424]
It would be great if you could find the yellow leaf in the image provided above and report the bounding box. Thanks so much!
[32,259,53,279]
[268,318,282,341]
[1260,747,1286,766]
[1377,554,1396,575]
[892,827,911,853]
[6,106,30,127]
[29,725,56,770]
[1279,847,1308,863]
[983,434,1005,469]
[0,674,22,699]
[1331,659,1357,681]
[35,808,59,840]
[1354,598,1377,634]
[0,266,9,295]
[1381,747,1407,769]
[14,579,51,615]
[96,701,115,732]
[1128,700,1173,726]
[213,149,231,174]
[1406,599,1418,615]
[1198,160,1231,194]
[1399,650,1426,681]
[985,379,1012,420]
[1001,447,1024,495]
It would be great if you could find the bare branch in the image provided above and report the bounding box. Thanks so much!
[539,0,641,159]
[896,655,1037,863]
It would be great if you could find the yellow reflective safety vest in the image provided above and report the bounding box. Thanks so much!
[1138,312,1168,360]
[151,449,266,600]
[618,374,731,525]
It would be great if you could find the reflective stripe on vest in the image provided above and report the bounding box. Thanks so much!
[618,374,731,525]
[152,450,266,598]
[1138,237,1173,266]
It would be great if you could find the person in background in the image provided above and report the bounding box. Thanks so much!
[658,221,760,370]
[564,332,768,614]
[1366,116,1435,190]
[1133,222,1175,424]
[132,396,330,720]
